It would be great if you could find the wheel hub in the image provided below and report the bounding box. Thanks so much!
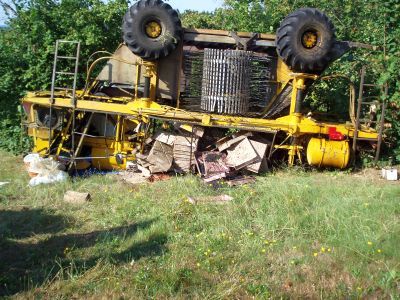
[302,30,318,49]
[145,21,162,38]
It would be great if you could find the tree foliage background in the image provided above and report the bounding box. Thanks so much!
[0,0,129,153]
[0,0,399,161]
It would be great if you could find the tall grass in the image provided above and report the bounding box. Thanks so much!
[0,151,399,298]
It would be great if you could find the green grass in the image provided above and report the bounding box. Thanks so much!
[0,150,399,298]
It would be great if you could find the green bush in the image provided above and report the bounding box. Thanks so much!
[0,0,129,154]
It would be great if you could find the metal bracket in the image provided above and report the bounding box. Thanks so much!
[229,32,259,51]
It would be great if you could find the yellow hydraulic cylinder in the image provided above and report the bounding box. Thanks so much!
[307,138,350,169]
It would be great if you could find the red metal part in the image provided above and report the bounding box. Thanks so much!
[328,126,345,141]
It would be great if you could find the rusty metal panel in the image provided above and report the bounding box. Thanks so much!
[97,45,139,85]
[96,44,181,100]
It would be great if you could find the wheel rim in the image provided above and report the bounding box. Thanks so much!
[145,21,162,38]
[301,30,318,49]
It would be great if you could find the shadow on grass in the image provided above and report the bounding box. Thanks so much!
[0,208,165,296]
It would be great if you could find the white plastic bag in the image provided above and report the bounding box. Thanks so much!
[29,170,68,186]
[23,154,68,186]
[23,153,40,165]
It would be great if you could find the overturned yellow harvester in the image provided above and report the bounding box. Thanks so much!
[22,0,385,172]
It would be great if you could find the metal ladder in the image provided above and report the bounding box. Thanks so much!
[48,40,80,159]
[352,66,388,164]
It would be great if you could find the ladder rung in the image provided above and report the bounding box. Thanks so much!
[58,40,80,44]
[54,87,73,91]
[57,56,77,60]
[355,137,378,141]
[361,102,379,105]
[74,132,98,138]
[56,71,75,75]
[363,83,384,88]
[359,119,377,123]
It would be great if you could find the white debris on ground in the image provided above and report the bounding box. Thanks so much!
[381,168,398,181]
[23,153,68,186]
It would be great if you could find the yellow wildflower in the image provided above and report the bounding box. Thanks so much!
[367,241,373,246]
[313,252,318,257]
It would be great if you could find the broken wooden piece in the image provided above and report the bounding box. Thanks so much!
[147,141,173,173]
[179,124,205,137]
[225,138,260,170]
[64,191,91,204]
[173,135,198,173]
[217,134,247,151]
[203,152,229,175]
[200,152,230,182]
[245,139,269,173]
[154,132,176,145]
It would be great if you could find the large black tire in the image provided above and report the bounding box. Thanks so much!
[276,8,336,74]
[122,0,182,60]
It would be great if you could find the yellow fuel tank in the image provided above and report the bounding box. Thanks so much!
[307,138,350,169]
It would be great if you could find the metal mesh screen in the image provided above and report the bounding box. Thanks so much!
[181,48,279,115]
[201,49,252,115]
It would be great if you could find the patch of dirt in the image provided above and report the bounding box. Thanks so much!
[353,167,399,185]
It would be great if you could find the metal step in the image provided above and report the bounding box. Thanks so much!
[54,87,74,91]
[49,39,81,159]
[58,40,80,44]
[363,83,385,88]
[358,119,377,123]
[57,56,78,60]
[360,101,379,105]
[353,65,387,165]
[56,71,75,76]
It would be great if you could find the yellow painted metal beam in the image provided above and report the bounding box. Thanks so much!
[22,93,379,140]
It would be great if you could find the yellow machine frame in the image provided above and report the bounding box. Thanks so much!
[22,45,380,171]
